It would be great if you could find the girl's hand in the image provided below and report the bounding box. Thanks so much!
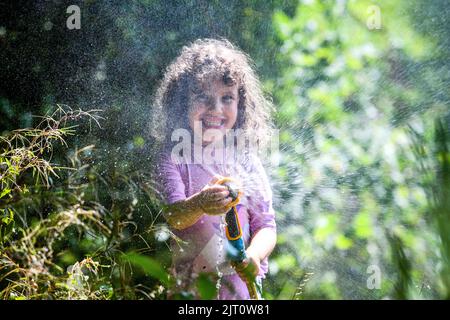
[197,176,231,215]
[231,250,260,284]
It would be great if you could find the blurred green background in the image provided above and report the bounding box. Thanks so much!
[1,0,449,299]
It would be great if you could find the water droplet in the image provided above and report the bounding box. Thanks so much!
[43,21,53,31]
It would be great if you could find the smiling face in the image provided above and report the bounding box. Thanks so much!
[188,77,239,145]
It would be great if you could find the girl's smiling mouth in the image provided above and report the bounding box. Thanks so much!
[202,116,226,128]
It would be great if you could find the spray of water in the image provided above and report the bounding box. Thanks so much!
[2,0,449,300]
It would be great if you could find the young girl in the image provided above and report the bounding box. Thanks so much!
[153,38,276,300]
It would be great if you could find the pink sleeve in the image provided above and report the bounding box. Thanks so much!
[247,156,277,237]
[156,152,187,205]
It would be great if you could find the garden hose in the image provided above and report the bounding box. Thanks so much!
[216,177,261,300]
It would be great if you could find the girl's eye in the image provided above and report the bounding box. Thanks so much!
[222,95,234,103]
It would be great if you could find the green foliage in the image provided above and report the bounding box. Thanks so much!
[269,0,450,299]
[430,119,450,298]
[122,252,170,286]
[196,273,218,300]
[0,107,172,299]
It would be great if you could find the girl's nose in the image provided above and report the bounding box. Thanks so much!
[207,98,222,112]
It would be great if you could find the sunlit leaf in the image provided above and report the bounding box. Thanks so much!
[196,273,217,300]
[122,252,169,286]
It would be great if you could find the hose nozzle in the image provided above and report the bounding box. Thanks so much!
[215,177,243,210]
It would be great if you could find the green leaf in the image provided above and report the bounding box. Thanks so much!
[314,215,337,242]
[353,210,373,239]
[1,208,14,224]
[122,252,169,286]
[274,254,296,271]
[273,10,292,40]
[335,234,353,250]
[0,187,11,199]
[196,273,217,300]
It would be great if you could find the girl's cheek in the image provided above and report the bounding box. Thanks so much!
[188,106,201,125]
[190,103,205,117]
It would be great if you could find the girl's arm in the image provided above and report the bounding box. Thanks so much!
[164,192,204,230]
[232,156,277,281]
[165,184,232,230]
[233,227,277,281]
[246,227,277,262]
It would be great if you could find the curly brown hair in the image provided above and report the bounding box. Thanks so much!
[151,38,274,150]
